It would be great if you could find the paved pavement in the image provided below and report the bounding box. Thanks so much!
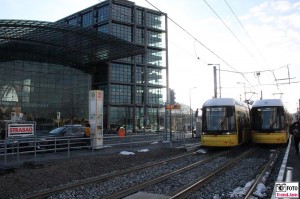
[271,136,300,198]
[285,137,300,182]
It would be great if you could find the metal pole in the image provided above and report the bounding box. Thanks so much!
[189,87,197,138]
[170,108,172,145]
[243,83,246,101]
[189,89,192,137]
[218,64,221,98]
[237,82,246,101]
[213,66,217,98]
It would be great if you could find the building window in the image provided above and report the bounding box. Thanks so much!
[82,12,93,27]
[112,24,132,42]
[136,86,143,105]
[0,61,91,122]
[146,12,163,30]
[136,28,144,45]
[136,9,143,25]
[147,49,166,66]
[111,63,132,83]
[147,30,164,48]
[68,17,77,26]
[135,66,143,84]
[110,84,131,104]
[134,54,144,64]
[147,68,162,85]
[98,5,109,22]
[110,106,133,128]
[98,24,109,33]
[112,4,132,23]
[147,88,162,105]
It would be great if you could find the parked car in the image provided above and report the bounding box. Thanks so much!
[38,125,87,150]
[47,125,85,137]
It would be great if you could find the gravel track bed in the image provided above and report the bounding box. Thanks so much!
[143,147,256,196]
[48,151,214,198]
[264,147,286,198]
[0,148,187,199]
[0,145,285,199]
[49,147,248,198]
[187,148,280,199]
[143,157,228,195]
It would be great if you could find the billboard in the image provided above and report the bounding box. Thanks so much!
[7,123,35,137]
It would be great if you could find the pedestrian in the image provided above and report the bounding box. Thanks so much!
[289,117,300,155]
[84,122,91,147]
[118,126,125,137]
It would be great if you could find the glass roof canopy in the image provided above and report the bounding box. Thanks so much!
[0,20,145,72]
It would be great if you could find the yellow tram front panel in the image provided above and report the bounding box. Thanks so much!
[201,134,239,147]
[252,131,288,144]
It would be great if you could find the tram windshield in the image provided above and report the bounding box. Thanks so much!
[202,106,235,132]
[251,107,284,131]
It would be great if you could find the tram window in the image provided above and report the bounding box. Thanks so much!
[226,108,233,116]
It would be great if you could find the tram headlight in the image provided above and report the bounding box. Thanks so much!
[222,132,230,135]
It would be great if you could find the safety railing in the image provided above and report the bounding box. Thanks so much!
[0,132,187,166]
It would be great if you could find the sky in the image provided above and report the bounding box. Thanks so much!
[1,0,300,113]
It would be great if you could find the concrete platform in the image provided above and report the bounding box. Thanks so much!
[271,136,300,198]
[285,137,300,182]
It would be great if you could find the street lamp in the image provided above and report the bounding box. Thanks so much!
[237,82,246,102]
[208,64,221,98]
[189,87,197,137]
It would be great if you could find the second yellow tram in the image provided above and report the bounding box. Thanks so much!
[251,99,291,144]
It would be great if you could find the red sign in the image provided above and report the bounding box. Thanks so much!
[8,124,35,137]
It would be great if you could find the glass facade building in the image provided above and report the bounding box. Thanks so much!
[0,61,91,130]
[58,0,168,132]
[0,0,168,132]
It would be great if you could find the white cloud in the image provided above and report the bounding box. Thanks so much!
[271,1,292,13]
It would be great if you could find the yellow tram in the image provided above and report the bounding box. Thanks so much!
[251,99,291,144]
[201,98,251,147]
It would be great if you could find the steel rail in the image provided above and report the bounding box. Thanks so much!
[101,150,231,199]
[244,148,280,198]
[169,147,259,199]
[22,151,196,199]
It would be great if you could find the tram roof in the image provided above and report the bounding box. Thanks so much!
[0,20,146,72]
[252,99,284,107]
[202,98,246,107]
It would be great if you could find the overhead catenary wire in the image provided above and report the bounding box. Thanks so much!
[206,0,290,95]
[203,0,258,63]
[144,0,256,90]
[224,0,268,68]
[144,0,297,100]
[145,0,237,71]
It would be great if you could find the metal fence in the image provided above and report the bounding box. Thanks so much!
[0,132,187,166]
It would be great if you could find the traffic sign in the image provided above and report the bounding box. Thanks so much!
[166,104,181,110]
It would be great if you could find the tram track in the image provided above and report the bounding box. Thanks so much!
[244,148,280,198]
[101,150,231,199]
[22,145,283,199]
[23,147,235,199]
[169,147,258,199]
[22,150,210,199]
[171,146,282,199]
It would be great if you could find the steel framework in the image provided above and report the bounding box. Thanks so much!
[0,20,145,71]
